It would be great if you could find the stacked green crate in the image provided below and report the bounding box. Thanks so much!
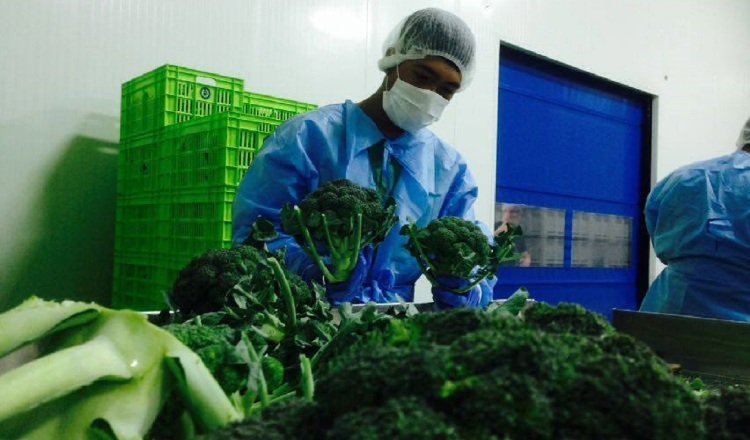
[120,65,245,140]
[113,65,316,310]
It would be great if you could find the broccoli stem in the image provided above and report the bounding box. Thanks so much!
[322,212,364,283]
[299,354,314,402]
[241,333,270,410]
[352,212,363,270]
[292,206,337,282]
[267,257,297,331]
[321,213,341,261]
[246,390,297,415]
[403,224,440,287]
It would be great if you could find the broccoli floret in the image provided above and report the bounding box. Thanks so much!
[315,342,451,416]
[522,301,614,336]
[327,397,460,440]
[170,246,271,315]
[388,307,521,346]
[703,385,750,440]
[163,323,247,394]
[553,346,704,439]
[401,216,522,294]
[167,243,328,398]
[438,371,554,439]
[280,179,397,283]
[198,399,322,440]
[406,217,491,276]
[169,245,313,321]
[196,419,284,440]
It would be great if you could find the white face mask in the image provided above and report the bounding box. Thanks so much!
[382,70,449,133]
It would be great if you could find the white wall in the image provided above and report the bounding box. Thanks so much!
[1,0,749,309]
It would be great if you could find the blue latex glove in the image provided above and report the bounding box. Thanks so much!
[432,276,483,309]
[299,262,324,283]
[324,245,375,305]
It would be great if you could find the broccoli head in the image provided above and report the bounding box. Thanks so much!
[163,322,247,395]
[197,399,322,440]
[280,179,397,283]
[401,216,522,294]
[327,397,460,440]
[702,384,750,440]
[170,246,313,318]
[315,342,451,416]
[170,246,271,315]
[521,302,614,336]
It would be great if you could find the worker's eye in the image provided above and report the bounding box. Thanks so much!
[437,87,456,100]
[413,72,431,86]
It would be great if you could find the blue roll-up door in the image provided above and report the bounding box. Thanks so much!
[494,46,652,320]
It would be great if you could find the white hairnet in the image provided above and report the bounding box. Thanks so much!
[737,116,750,149]
[377,8,476,91]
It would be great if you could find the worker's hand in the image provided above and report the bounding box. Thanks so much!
[299,261,324,283]
[432,276,482,309]
[325,245,374,305]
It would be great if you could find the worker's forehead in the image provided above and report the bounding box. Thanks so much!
[403,56,460,73]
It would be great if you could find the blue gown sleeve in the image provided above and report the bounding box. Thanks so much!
[437,160,497,308]
[231,122,318,275]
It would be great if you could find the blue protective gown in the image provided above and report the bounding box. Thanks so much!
[640,150,750,321]
[232,100,495,306]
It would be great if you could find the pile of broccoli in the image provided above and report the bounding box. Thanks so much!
[401,216,522,294]
[162,225,404,422]
[169,245,303,316]
[280,179,397,283]
[201,302,710,439]
[165,242,336,410]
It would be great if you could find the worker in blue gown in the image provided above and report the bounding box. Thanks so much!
[640,116,750,321]
[232,8,495,308]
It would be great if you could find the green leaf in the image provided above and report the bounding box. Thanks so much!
[250,217,279,242]
[0,297,101,357]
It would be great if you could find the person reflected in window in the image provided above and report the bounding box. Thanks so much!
[494,204,532,267]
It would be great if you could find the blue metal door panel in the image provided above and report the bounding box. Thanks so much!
[495,49,651,320]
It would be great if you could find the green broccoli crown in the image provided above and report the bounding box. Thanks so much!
[315,342,452,416]
[170,246,312,317]
[170,246,269,315]
[162,323,246,395]
[198,399,321,440]
[407,216,492,278]
[522,302,614,336]
[283,179,391,241]
[327,397,460,440]
[279,179,398,283]
[703,385,750,439]
[300,180,380,216]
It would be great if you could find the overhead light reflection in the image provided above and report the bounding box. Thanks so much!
[310,9,366,40]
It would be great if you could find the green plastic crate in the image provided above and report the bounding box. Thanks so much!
[112,252,187,311]
[113,189,237,310]
[120,65,245,140]
[115,189,236,257]
[118,112,277,197]
[241,91,317,122]
[114,64,318,310]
